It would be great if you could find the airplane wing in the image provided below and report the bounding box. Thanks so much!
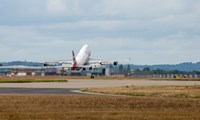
[87,58,118,66]
[48,59,118,70]
[44,60,72,66]
[0,65,46,70]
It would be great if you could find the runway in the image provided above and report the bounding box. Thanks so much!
[0,88,84,96]
[0,79,199,96]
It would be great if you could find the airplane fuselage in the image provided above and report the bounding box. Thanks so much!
[73,44,91,67]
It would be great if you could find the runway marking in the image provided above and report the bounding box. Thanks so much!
[70,90,129,97]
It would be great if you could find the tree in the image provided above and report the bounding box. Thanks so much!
[119,64,124,73]
[127,64,131,73]
[152,69,164,74]
[143,67,150,72]
[192,70,200,74]
[134,69,141,74]
[142,67,151,74]
[0,63,2,66]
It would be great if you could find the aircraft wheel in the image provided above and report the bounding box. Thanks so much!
[90,75,95,79]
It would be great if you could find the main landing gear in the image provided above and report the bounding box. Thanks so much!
[90,75,95,79]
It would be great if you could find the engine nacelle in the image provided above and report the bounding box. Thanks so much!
[99,61,103,65]
[82,68,86,71]
[89,67,93,70]
[44,62,62,66]
[44,63,48,66]
[113,61,118,66]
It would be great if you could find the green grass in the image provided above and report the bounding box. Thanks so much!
[0,76,70,83]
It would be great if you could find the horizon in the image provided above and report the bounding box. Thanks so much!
[1,60,199,66]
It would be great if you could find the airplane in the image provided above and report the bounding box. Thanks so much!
[44,44,118,71]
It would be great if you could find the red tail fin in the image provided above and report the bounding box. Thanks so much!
[72,50,76,63]
[72,50,77,70]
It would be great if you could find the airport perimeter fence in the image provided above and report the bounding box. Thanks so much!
[130,74,200,78]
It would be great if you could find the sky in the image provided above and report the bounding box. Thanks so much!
[0,0,200,65]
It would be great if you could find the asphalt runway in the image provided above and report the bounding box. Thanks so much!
[0,79,199,96]
[0,88,85,96]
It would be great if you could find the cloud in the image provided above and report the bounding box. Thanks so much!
[101,0,185,17]
[46,0,68,14]
[0,0,200,64]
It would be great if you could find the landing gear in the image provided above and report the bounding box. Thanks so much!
[90,75,95,79]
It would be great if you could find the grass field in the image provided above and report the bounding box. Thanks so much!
[82,85,200,98]
[0,76,68,83]
[0,76,199,119]
[0,95,199,120]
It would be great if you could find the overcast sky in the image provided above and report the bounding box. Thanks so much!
[0,0,200,64]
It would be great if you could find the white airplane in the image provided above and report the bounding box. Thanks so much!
[44,44,118,71]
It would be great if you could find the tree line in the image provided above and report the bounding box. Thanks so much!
[117,64,200,75]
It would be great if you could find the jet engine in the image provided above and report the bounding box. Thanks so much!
[44,62,62,66]
[99,61,103,65]
[89,67,93,70]
[113,61,118,66]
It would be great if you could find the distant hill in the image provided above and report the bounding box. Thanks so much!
[130,62,200,72]
[1,61,43,66]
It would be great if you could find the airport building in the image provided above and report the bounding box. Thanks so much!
[0,67,57,77]
[0,66,112,77]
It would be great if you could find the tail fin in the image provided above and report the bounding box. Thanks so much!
[72,50,77,70]
[72,50,76,63]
